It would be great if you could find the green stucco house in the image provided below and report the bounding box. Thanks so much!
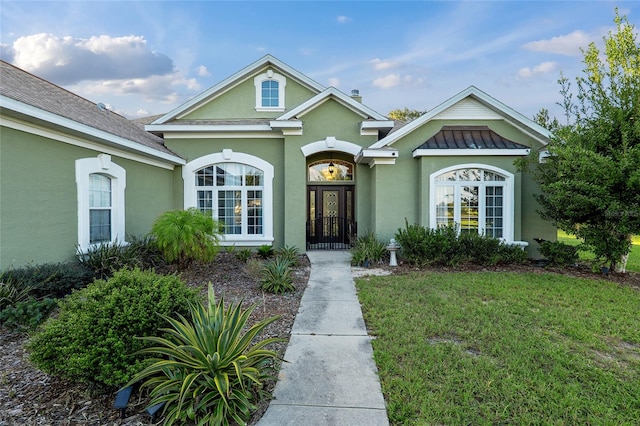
[0,55,556,269]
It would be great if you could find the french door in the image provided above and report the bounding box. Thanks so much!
[307,185,355,248]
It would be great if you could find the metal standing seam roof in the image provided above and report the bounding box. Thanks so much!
[0,60,180,159]
[416,126,530,150]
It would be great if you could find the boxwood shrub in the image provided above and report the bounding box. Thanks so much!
[28,268,198,388]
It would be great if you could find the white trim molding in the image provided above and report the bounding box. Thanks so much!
[76,155,126,252]
[413,148,530,157]
[183,151,274,246]
[254,70,286,112]
[300,137,362,157]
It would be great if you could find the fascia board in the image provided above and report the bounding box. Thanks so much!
[370,86,552,149]
[413,148,531,158]
[269,120,303,129]
[1,96,185,165]
[361,120,394,129]
[153,55,326,124]
[146,124,273,132]
[359,148,399,158]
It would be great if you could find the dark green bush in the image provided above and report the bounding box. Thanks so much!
[538,240,580,266]
[395,221,458,266]
[0,262,95,299]
[28,268,198,388]
[261,257,295,294]
[396,221,528,266]
[0,297,57,331]
[126,234,166,270]
[350,232,387,266]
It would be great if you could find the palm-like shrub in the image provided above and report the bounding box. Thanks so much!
[350,232,387,266]
[260,257,295,294]
[128,284,283,426]
[151,208,221,270]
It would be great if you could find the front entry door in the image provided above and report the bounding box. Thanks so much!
[307,185,354,249]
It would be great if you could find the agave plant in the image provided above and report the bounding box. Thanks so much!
[128,284,283,425]
[260,257,295,294]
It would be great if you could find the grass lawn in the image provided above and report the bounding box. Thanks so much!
[357,272,640,425]
[557,231,640,272]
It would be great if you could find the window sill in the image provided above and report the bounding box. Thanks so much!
[220,236,274,247]
[255,107,285,112]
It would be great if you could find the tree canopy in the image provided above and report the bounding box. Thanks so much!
[388,107,426,122]
[521,9,640,271]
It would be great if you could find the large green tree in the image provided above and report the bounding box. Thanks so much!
[522,10,640,272]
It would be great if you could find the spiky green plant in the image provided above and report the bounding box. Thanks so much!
[260,257,295,294]
[275,245,300,267]
[150,208,221,270]
[128,284,283,426]
[257,244,274,259]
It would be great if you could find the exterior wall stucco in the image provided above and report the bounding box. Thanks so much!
[0,127,176,269]
[181,69,318,120]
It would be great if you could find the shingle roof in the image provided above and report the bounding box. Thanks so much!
[0,60,181,159]
[416,126,530,150]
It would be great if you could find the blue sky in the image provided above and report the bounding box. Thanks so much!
[1,1,636,120]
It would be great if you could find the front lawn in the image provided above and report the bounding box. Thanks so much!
[356,272,640,425]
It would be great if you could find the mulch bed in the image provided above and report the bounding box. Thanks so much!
[1,254,638,426]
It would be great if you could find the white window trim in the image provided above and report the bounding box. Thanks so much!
[254,70,286,112]
[429,164,514,242]
[76,154,126,252]
[183,150,274,246]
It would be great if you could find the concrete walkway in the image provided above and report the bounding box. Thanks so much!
[257,250,389,426]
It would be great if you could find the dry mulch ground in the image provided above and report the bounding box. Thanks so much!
[0,253,311,426]
[1,254,638,426]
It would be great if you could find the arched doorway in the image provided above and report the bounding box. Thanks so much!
[306,157,356,249]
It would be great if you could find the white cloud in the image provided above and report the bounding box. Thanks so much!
[337,15,352,24]
[522,30,593,56]
[328,77,340,88]
[517,61,559,78]
[370,58,400,70]
[373,74,401,89]
[10,33,174,84]
[196,65,210,77]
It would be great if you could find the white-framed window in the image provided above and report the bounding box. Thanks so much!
[183,151,274,246]
[430,164,514,241]
[254,70,286,112]
[76,154,126,252]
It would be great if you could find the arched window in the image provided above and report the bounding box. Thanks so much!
[308,160,354,182]
[254,70,286,111]
[183,151,274,246]
[430,165,514,241]
[76,154,126,252]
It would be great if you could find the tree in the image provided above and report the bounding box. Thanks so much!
[521,9,640,272]
[388,107,426,121]
[532,107,560,132]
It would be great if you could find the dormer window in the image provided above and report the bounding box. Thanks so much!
[254,70,286,112]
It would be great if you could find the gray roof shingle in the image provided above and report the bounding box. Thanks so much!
[0,60,181,159]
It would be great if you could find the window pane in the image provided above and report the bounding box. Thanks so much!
[435,185,454,227]
[308,160,353,181]
[458,169,481,181]
[435,171,457,182]
[197,190,213,216]
[247,190,263,235]
[460,186,479,234]
[90,209,111,244]
[485,185,503,238]
[245,166,263,186]
[196,166,214,186]
[89,174,111,208]
[261,80,279,107]
[217,164,242,186]
[218,190,242,234]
